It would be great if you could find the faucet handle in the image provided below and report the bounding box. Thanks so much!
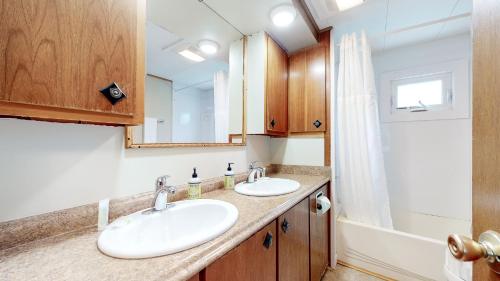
[156,175,170,191]
[249,161,260,170]
[166,185,176,194]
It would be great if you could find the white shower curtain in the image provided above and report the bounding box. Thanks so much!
[336,32,393,228]
[214,71,229,143]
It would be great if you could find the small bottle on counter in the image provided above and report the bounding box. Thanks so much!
[188,168,201,199]
[224,162,235,190]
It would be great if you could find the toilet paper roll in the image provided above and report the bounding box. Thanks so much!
[316,195,331,215]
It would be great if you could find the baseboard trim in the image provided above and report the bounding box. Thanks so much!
[336,260,397,281]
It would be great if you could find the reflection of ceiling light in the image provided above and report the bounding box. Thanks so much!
[178,49,205,62]
[270,4,296,27]
[198,40,219,55]
[335,0,364,11]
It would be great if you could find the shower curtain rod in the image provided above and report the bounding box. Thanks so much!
[335,12,471,46]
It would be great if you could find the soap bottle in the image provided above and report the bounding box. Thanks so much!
[224,163,235,190]
[188,168,202,199]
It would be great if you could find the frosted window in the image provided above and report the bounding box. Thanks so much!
[396,80,443,109]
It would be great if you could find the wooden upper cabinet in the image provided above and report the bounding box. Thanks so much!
[288,50,307,132]
[0,0,145,125]
[205,221,277,281]
[278,198,310,281]
[266,35,288,136]
[310,185,330,281]
[288,40,326,133]
[246,31,288,136]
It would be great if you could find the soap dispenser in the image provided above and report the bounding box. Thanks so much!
[188,168,201,199]
[224,163,235,190]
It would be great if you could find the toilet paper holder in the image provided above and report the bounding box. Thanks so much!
[312,191,331,215]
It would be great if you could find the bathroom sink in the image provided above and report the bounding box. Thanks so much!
[97,199,238,259]
[235,177,300,197]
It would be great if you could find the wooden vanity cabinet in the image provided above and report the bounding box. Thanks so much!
[203,185,330,281]
[186,273,199,281]
[247,32,288,136]
[310,184,330,281]
[205,221,277,281]
[277,198,310,281]
[0,0,145,125]
[288,36,327,133]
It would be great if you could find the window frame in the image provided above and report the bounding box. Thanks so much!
[391,71,453,112]
[380,59,470,123]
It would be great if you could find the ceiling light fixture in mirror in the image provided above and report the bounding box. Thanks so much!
[198,40,219,55]
[126,0,247,148]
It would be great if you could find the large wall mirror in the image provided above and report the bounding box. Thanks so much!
[126,0,246,148]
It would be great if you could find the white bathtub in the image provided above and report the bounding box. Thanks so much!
[336,217,449,281]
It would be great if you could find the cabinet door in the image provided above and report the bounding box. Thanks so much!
[205,221,277,281]
[278,198,309,281]
[304,45,326,132]
[288,44,326,133]
[0,0,144,125]
[310,185,330,281]
[265,35,288,135]
[288,51,307,132]
[186,273,199,281]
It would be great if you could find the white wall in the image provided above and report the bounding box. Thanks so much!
[270,136,325,166]
[145,75,173,142]
[172,88,215,143]
[228,39,244,135]
[372,34,472,225]
[0,119,270,222]
[199,89,215,143]
[246,31,266,134]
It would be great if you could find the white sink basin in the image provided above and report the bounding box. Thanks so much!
[97,199,238,259]
[235,177,300,197]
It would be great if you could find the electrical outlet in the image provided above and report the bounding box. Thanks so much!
[98,199,110,231]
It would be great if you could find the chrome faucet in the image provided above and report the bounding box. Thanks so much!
[152,175,176,211]
[247,161,266,183]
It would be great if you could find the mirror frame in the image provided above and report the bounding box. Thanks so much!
[125,36,248,149]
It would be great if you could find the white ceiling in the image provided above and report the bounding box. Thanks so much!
[146,21,229,91]
[204,0,317,53]
[146,0,319,91]
[305,0,472,52]
[146,0,237,91]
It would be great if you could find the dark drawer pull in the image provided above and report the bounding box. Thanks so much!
[270,118,276,128]
[281,219,290,233]
[100,82,126,105]
[263,232,273,249]
[313,120,322,128]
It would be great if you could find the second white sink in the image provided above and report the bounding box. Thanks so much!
[235,177,300,197]
[97,199,238,259]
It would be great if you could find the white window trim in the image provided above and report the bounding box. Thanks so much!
[392,72,452,111]
[380,59,470,123]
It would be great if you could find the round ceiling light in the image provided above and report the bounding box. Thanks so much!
[198,40,219,55]
[270,4,297,27]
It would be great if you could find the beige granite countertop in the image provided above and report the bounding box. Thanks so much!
[0,173,330,281]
